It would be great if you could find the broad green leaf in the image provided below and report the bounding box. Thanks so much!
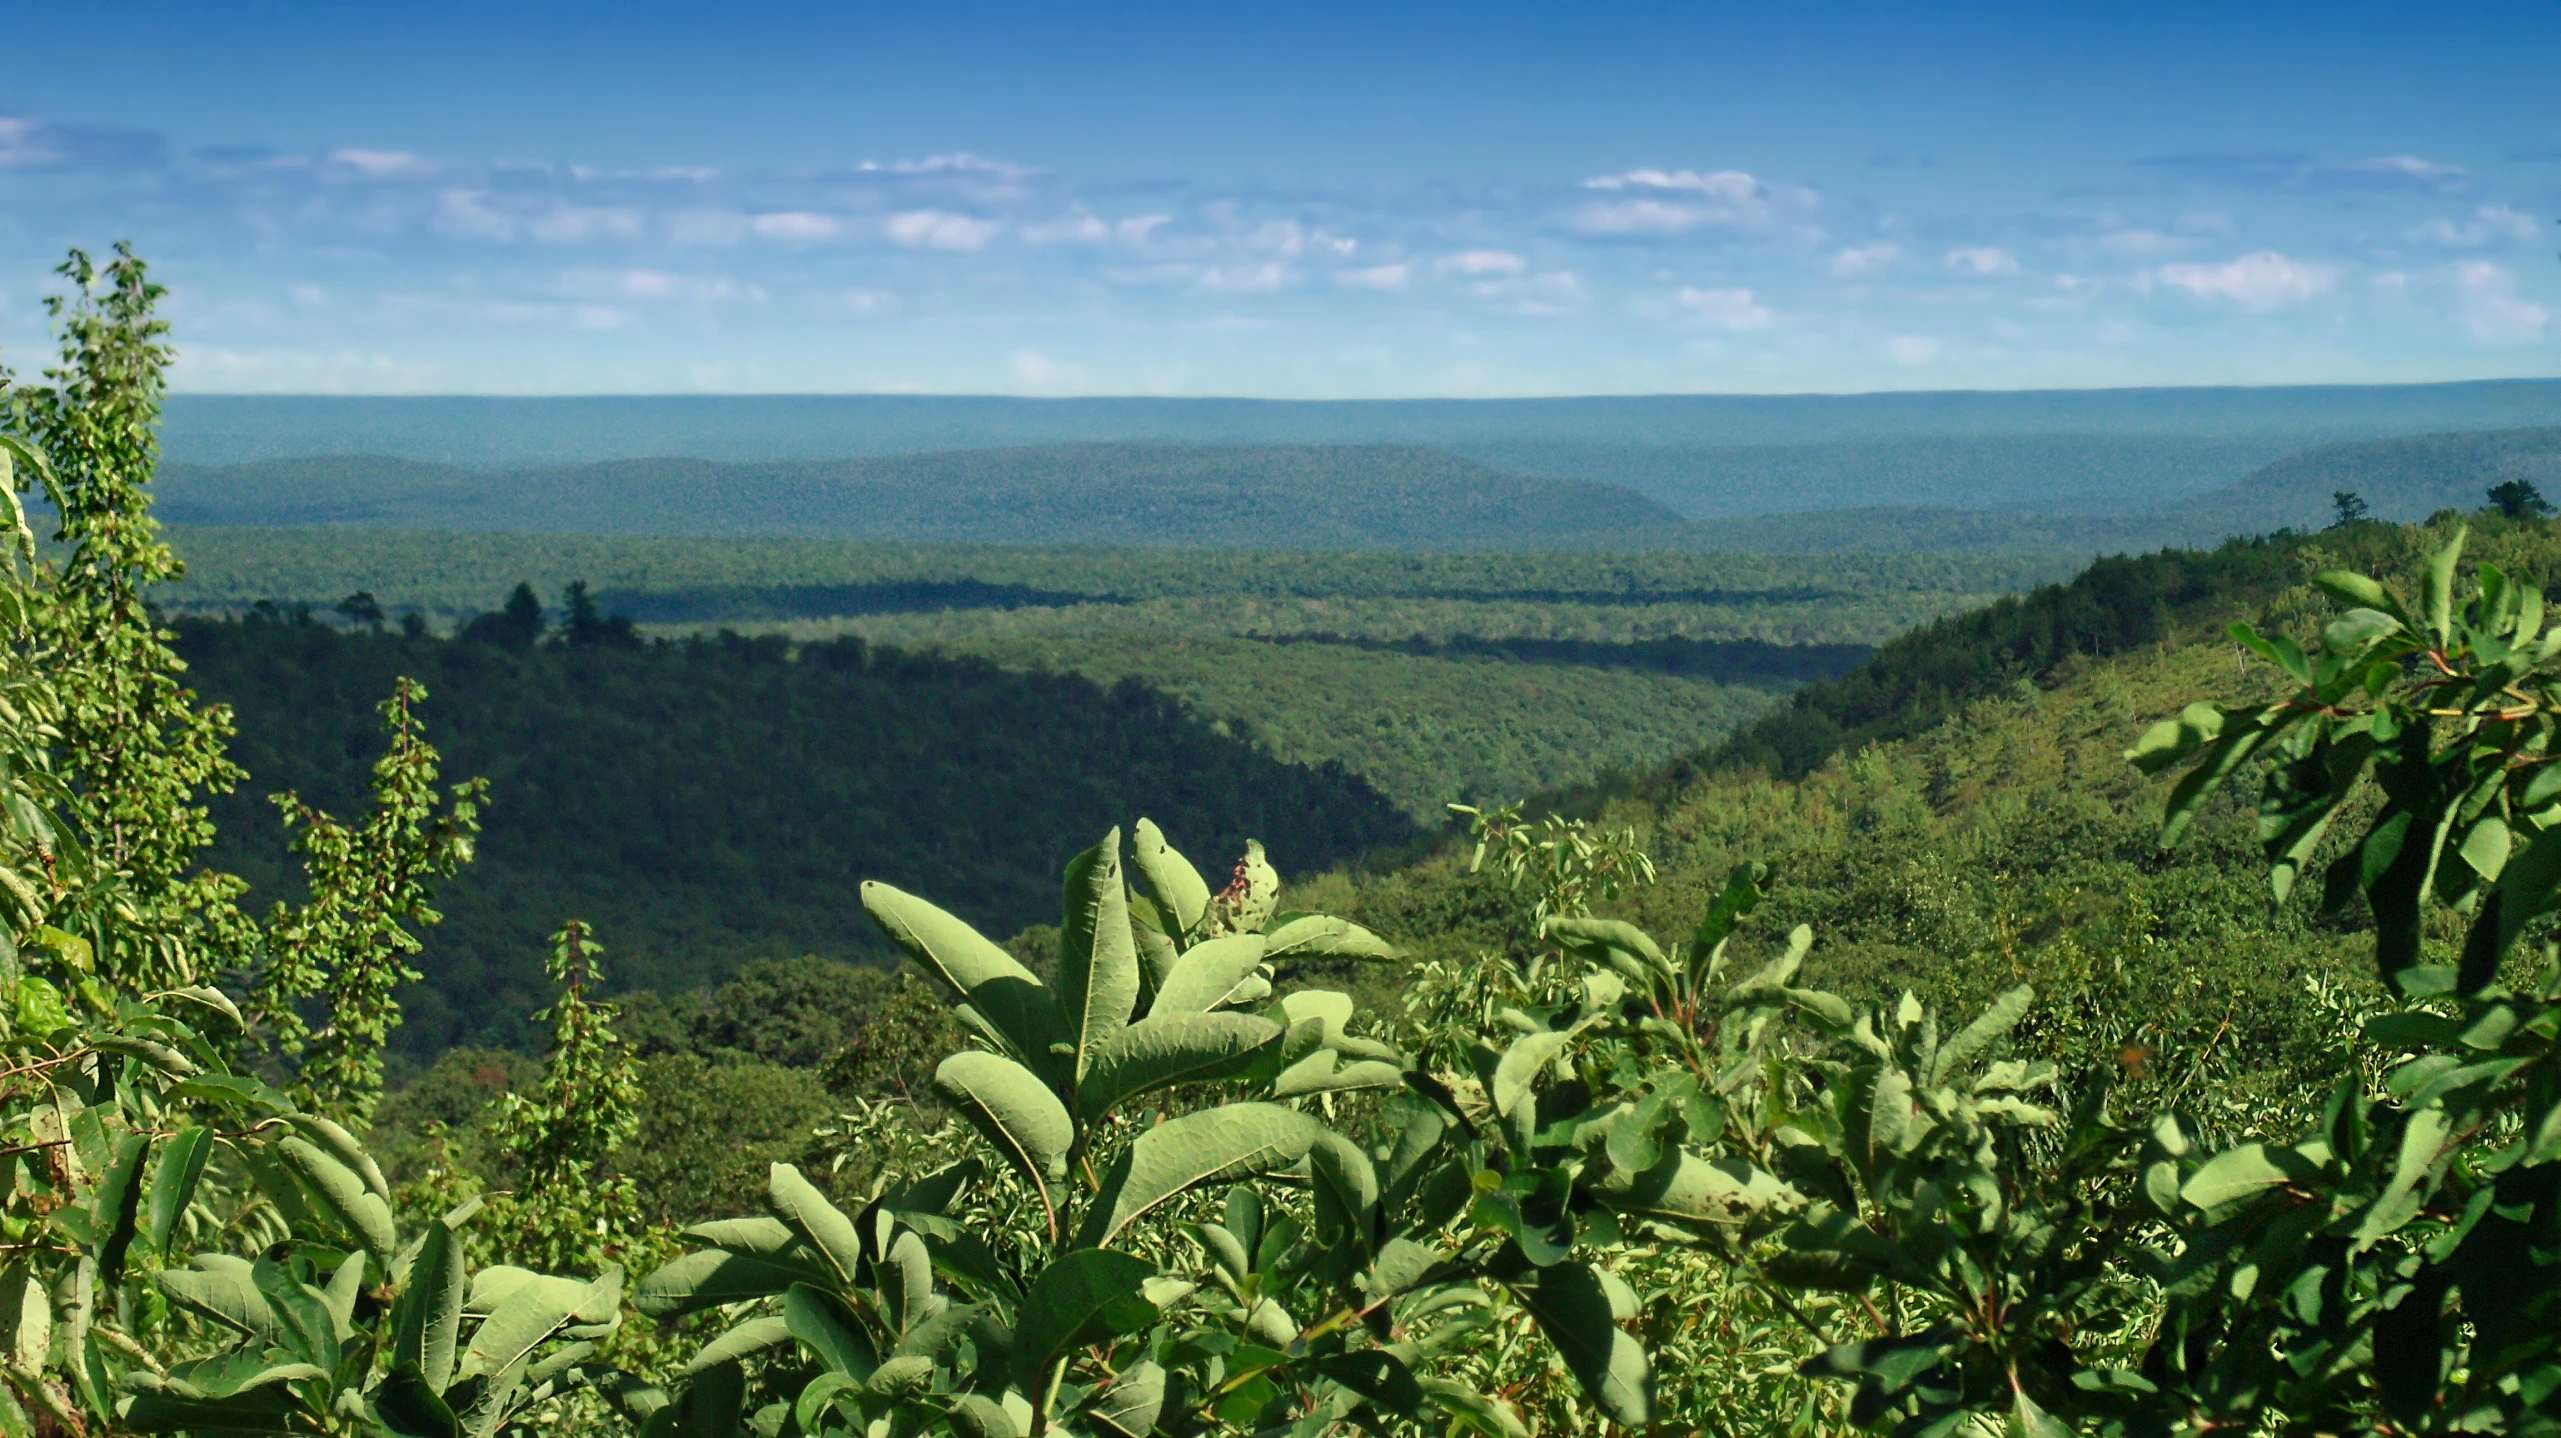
[1418,1377,1530,1437]
[1309,1130,1378,1252]
[252,1257,340,1372]
[394,1218,467,1392]
[1011,1248,1158,1392]
[2181,1143,2314,1212]
[277,1136,399,1258]
[375,1363,463,1438]
[884,1229,934,1335]
[1132,818,1211,940]
[1594,1151,1796,1226]
[1507,1263,1652,1427]
[2460,830,2561,992]
[1090,1103,1326,1248]
[2426,528,2467,647]
[765,1163,864,1285]
[935,1051,1075,1197]
[633,1249,813,1318]
[0,1266,46,1373]
[681,1316,791,1375]
[91,1131,150,1282]
[1085,1359,1167,1437]
[1262,913,1399,961]
[2314,569,2395,615]
[1493,1030,1571,1120]
[2011,1386,2072,1438]
[1317,1349,1427,1418]
[1149,934,1268,1015]
[1076,1010,1281,1119]
[1271,1050,1405,1098]
[863,879,1067,1078]
[287,1113,393,1201]
[459,1266,619,1383]
[784,1283,875,1377]
[675,1217,803,1257]
[1927,985,2033,1085]
[145,1126,212,1261]
[158,1255,280,1343]
[2355,1108,2454,1250]
[1058,828,1140,1081]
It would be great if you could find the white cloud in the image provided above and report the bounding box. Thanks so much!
[2347,153,2466,184]
[883,210,998,250]
[885,152,1034,179]
[2451,261,2550,343]
[1197,261,1293,293]
[845,289,887,313]
[529,206,643,243]
[1583,167,1761,201]
[288,283,327,308]
[1888,335,1941,365]
[1575,199,1711,235]
[1944,246,2020,276]
[754,211,844,243]
[1334,264,1411,290]
[1438,249,1528,275]
[1828,242,1901,277]
[1021,211,1172,246]
[1673,286,1773,331]
[1009,347,1085,391]
[432,189,517,241]
[2409,205,2543,248]
[2155,251,2340,310]
[327,148,436,179]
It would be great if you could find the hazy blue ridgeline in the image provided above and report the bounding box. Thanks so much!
[161,381,2561,467]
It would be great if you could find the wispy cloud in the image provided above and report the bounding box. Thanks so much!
[2450,260,2549,342]
[2154,251,2341,309]
[2409,205,2543,248]
[1333,263,1410,289]
[1672,285,1773,330]
[1828,242,1900,277]
[1944,246,2019,276]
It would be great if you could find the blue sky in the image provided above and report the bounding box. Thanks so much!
[2,0,2556,397]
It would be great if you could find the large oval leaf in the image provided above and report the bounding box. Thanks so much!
[392,1218,467,1393]
[1592,1151,1796,1226]
[1058,829,1141,1080]
[936,1052,1076,1193]
[1262,913,1399,962]
[766,1163,864,1285]
[633,1248,815,1318]
[1132,819,1211,941]
[1090,1103,1325,1248]
[1011,1248,1158,1392]
[1076,1011,1283,1120]
[1507,1262,1652,1427]
[863,880,1067,1081]
[1149,935,1268,1016]
[276,1138,399,1259]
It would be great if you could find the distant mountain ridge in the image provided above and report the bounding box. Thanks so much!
[154,443,1687,550]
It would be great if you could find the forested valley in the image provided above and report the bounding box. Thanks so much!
[9,248,2561,1438]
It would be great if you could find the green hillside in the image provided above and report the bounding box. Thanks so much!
[154,443,1688,548]
[178,614,1420,1054]
[2180,425,2561,532]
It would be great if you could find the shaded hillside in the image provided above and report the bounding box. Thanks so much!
[180,614,1421,1053]
[1471,433,2292,519]
[2179,427,2561,533]
[154,444,1686,549]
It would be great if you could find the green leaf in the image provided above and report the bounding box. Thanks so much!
[158,1255,280,1343]
[935,1051,1076,1199]
[2459,830,2561,992]
[1085,1359,1167,1437]
[1317,1348,1426,1417]
[1309,1130,1378,1252]
[2355,1108,2454,1250]
[286,1113,392,1201]
[1089,1103,1326,1248]
[2010,1386,2072,1438]
[1262,914,1399,961]
[252,1256,341,1372]
[1507,1263,1652,1427]
[375,1363,463,1438]
[1075,1010,1282,1120]
[1012,1248,1158,1394]
[633,1249,814,1318]
[276,1136,399,1258]
[145,1126,212,1262]
[91,1131,150,1283]
[393,1217,467,1393]
[1132,818,1212,941]
[681,1316,792,1375]
[1058,828,1140,1081]
[1593,1151,1796,1227]
[884,1229,934,1335]
[1492,1030,1570,1120]
[1148,934,1269,1015]
[2426,528,2468,647]
[1927,985,2033,1085]
[459,1265,618,1383]
[863,879,1067,1080]
[2180,1143,2315,1212]
[784,1283,876,1377]
[764,1163,864,1286]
